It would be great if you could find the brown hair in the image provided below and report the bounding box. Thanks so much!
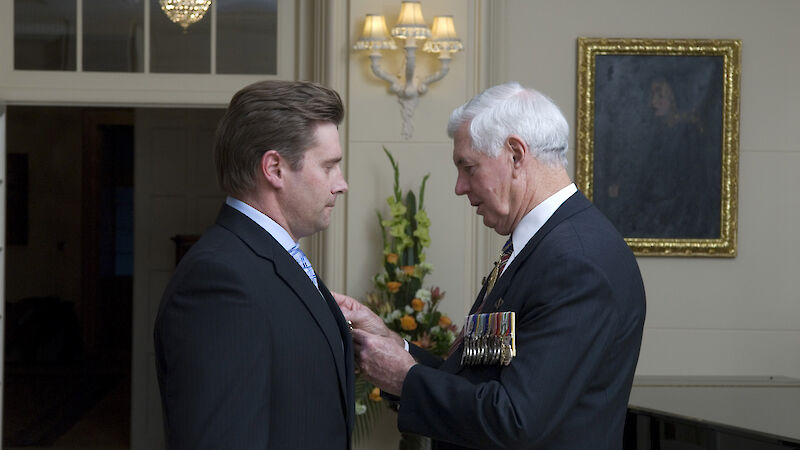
[213,80,344,197]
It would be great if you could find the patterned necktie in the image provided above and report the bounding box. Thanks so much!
[483,237,514,301]
[289,244,318,288]
[448,237,513,357]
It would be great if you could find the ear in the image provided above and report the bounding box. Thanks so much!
[261,150,284,189]
[506,135,527,169]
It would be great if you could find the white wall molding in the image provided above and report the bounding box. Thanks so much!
[305,0,351,293]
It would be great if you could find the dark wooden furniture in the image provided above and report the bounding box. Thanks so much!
[625,376,800,449]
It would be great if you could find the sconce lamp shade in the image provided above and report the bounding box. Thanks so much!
[391,1,431,40]
[423,15,463,54]
[354,14,398,51]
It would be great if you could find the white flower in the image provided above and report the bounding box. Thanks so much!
[416,312,426,322]
[383,309,402,323]
[430,325,441,333]
[355,401,367,415]
[405,305,414,314]
[417,262,433,275]
[415,288,431,302]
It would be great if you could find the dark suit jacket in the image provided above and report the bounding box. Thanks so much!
[399,191,646,449]
[154,204,355,449]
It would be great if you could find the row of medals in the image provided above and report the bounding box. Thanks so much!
[461,311,515,366]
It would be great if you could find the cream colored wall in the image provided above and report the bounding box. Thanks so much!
[491,0,800,378]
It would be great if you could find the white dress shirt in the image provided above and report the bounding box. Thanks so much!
[503,183,577,273]
[226,196,297,253]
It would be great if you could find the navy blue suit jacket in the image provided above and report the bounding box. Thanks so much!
[154,204,355,449]
[399,191,646,449]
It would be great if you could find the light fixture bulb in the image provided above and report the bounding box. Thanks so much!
[423,15,463,54]
[391,1,431,40]
[354,14,398,51]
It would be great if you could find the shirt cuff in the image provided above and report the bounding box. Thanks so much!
[404,339,410,352]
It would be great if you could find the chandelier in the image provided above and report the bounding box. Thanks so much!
[159,0,213,32]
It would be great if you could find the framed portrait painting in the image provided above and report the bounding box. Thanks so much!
[576,38,741,256]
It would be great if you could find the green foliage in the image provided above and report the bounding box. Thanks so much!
[353,148,458,446]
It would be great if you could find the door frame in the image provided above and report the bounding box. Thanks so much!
[0,103,7,445]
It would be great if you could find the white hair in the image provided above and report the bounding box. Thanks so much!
[447,82,569,167]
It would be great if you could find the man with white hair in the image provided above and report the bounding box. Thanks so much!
[337,82,646,449]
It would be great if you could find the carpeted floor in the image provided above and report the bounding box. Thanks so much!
[3,363,129,448]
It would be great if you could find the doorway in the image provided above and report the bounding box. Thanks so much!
[2,105,226,449]
[3,106,133,448]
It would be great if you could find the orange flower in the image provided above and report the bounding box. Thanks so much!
[400,314,418,331]
[386,281,402,293]
[438,315,452,328]
[386,253,399,264]
[411,340,422,347]
[369,387,382,402]
[411,298,424,312]
[401,265,415,276]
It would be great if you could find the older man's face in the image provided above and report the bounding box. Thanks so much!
[452,124,516,235]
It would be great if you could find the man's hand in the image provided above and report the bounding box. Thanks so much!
[351,329,416,396]
[332,292,402,345]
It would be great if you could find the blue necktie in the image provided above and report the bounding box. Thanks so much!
[289,244,318,288]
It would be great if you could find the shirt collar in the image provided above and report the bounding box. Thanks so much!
[509,183,577,264]
[225,196,297,252]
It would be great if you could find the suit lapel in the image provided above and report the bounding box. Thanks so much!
[445,192,592,374]
[319,279,355,435]
[481,191,591,309]
[216,205,353,434]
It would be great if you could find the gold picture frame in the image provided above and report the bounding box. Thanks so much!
[576,38,741,257]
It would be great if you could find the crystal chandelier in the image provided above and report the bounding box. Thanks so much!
[159,0,213,32]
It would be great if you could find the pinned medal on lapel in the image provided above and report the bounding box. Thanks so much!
[460,311,516,367]
[494,297,504,309]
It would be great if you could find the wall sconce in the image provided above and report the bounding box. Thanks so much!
[354,1,463,139]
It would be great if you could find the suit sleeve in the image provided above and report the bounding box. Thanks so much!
[155,254,272,450]
[409,342,445,369]
[397,255,618,449]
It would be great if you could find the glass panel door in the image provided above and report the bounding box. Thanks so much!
[83,0,144,72]
[150,0,212,73]
[14,0,77,71]
[217,0,278,74]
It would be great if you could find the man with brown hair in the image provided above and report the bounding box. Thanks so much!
[155,80,353,449]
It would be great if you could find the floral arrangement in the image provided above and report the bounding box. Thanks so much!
[354,148,458,444]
